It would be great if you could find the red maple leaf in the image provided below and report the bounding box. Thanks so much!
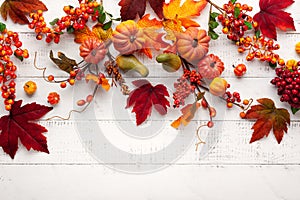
[0,0,48,24]
[119,0,164,21]
[0,100,53,158]
[253,0,295,40]
[244,98,290,144]
[126,80,170,125]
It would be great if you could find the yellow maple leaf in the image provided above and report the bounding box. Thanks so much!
[163,0,207,28]
[163,0,207,40]
[85,74,110,91]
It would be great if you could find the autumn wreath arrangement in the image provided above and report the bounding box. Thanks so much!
[0,0,297,158]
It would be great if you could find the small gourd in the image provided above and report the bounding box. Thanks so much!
[197,54,224,79]
[23,81,37,95]
[295,42,300,54]
[156,53,181,72]
[79,38,107,64]
[112,20,145,55]
[209,77,227,96]
[286,59,298,70]
[176,27,210,63]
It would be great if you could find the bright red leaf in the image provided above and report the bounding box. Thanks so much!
[0,100,53,159]
[119,0,164,21]
[0,0,48,24]
[253,0,295,40]
[126,80,170,125]
[245,98,290,144]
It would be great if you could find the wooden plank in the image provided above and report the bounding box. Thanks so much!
[0,165,299,200]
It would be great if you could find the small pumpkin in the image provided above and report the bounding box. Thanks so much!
[295,42,300,54]
[23,81,37,95]
[286,59,298,70]
[197,54,224,79]
[209,77,227,96]
[176,27,210,63]
[112,20,145,55]
[80,37,107,64]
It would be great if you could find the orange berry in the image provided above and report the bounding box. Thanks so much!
[227,102,233,108]
[243,99,249,105]
[60,82,67,88]
[5,104,11,111]
[239,112,246,119]
[68,79,75,85]
[207,121,214,128]
[48,75,54,81]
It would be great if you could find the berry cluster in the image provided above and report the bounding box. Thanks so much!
[218,1,281,64]
[218,1,254,41]
[224,90,241,108]
[236,35,281,64]
[173,69,202,108]
[28,0,103,43]
[0,28,29,111]
[271,64,300,108]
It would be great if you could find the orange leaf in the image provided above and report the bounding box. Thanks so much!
[245,98,290,144]
[85,74,110,91]
[74,24,112,44]
[0,0,47,24]
[74,26,96,44]
[163,0,207,28]
[137,14,163,28]
[171,102,200,128]
[137,15,168,58]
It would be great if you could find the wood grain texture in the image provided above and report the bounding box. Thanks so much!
[0,0,300,199]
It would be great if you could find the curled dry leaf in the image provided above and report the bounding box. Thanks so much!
[49,50,77,73]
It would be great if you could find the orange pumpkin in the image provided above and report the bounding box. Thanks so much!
[80,37,107,64]
[176,27,210,63]
[112,20,145,55]
[198,54,224,79]
[209,77,227,96]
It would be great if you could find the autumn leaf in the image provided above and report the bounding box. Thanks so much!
[85,74,110,91]
[253,0,296,40]
[171,102,200,128]
[137,14,168,58]
[74,24,112,44]
[244,98,290,144]
[0,100,52,159]
[49,50,77,73]
[0,0,47,24]
[119,0,164,21]
[163,0,207,29]
[126,79,170,125]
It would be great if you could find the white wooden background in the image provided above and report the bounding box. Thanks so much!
[1,0,300,199]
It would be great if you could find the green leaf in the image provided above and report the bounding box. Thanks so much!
[210,12,219,19]
[234,7,240,18]
[255,30,261,38]
[49,18,59,26]
[244,21,252,30]
[209,21,219,29]
[208,30,219,40]
[291,107,300,114]
[103,21,112,30]
[67,26,75,34]
[231,0,237,3]
[269,62,277,68]
[0,22,6,32]
[113,18,122,21]
[14,52,24,61]
[98,14,106,24]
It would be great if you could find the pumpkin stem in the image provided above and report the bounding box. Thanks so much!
[129,35,136,43]
[192,39,198,48]
[210,62,216,68]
